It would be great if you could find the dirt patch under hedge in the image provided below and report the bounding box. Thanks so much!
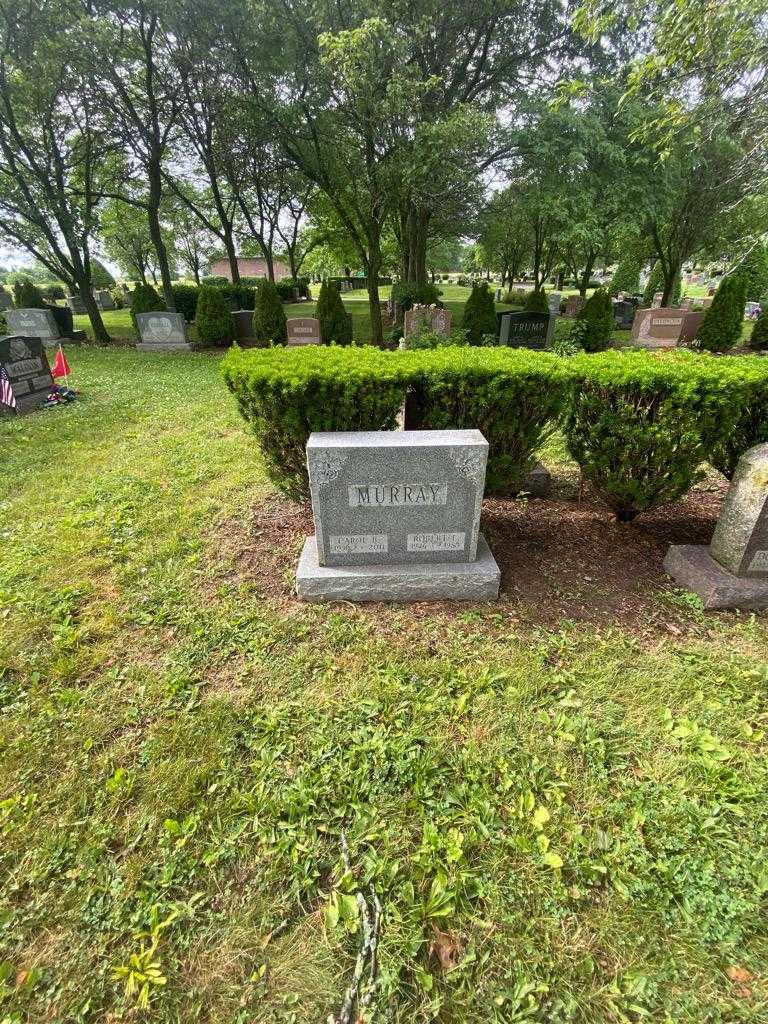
[208,473,738,635]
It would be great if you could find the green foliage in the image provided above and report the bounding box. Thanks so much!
[90,258,116,289]
[252,279,287,346]
[12,278,46,308]
[739,244,768,302]
[706,356,768,477]
[170,284,199,323]
[221,346,410,499]
[129,283,165,330]
[608,256,641,295]
[642,263,663,305]
[410,347,572,494]
[696,273,747,352]
[565,352,742,519]
[576,288,614,352]
[43,283,66,301]
[503,287,528,306]
[391,281,443,310]
[195,285,234,348]
[316,280,353,345]
[462,282,497,344]
[523,288,549,313]
[749,311,768,351]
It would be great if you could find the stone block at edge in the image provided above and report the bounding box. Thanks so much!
[296,534,501,602]
[663,544,768,611]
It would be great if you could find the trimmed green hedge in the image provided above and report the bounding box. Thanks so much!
[565,352,743,519]
[223,346,768,515]
[408,348,572,494]
[221,347,411,500]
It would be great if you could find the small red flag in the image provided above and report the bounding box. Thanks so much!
[51,346,71,379]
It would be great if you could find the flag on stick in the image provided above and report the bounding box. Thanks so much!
[0,365,16,410]
[51,345,71,382]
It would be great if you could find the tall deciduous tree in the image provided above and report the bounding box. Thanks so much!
[0,0,112,342]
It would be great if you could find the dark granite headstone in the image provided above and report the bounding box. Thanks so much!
[613,300,635,329]
[496,311,552,349]
[96,290,116,311]
[67,294,87,314]
[0,290,12,311]
[0,336,54,414]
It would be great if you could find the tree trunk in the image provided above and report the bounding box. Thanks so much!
[366,245,383,347]
[147,160,176,311]
[223,226,240,284]
[661,262,680,306]
[79,284,111,345]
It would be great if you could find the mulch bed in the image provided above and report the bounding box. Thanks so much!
[210,475,733,634]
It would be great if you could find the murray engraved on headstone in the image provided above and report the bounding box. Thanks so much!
[0,336,54,414]
[135,311,190,351]
[664,442,768,609]
[6,308,61,341]
[297,429,500,600]
[286,317,321,346]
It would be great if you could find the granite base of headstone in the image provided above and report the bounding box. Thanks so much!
[0,336,55,414]
[135,311,191,351]
[296,429,501,602]
[664,443,768,610]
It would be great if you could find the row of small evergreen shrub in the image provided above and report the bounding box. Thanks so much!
[221,346,768,512]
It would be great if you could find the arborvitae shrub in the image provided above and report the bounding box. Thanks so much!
[696,273,747,352]
[576,288,614,352]
[316,280,353,345]
[523,288,549,313]
[13,279,46,308]
[740,244,768,302]
[195,285,234,348]
[749,311,768,351]
[707,357,768,477]
[463,282,497,344]
[608,256,641,296]
[253,279,287,346]
[129,283,165,330]
[171,284,200,322]
[565,352,741,520]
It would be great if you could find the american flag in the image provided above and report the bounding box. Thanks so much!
[0,365,16,410]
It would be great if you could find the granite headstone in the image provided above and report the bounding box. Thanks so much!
[296,429,500,601]
[135,311,191,351]
[6,308,61,342]
[564,295,585,318]
[664,443,768,609]
[404,306,453,339]
[0,336,54,414]
[496,311,552,348]
[67,294,86,314]
[630,307,700,349]
[286,317,322,346]
[96,290,116,311]
[547,293,561,315]
[0,290,11,311]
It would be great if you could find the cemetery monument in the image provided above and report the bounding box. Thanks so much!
[496,310,553,348]
[0,336,55,414]
[135,311,191,352]
[296,429,501,601]
[286,317,322,346]
[664,443,768,609]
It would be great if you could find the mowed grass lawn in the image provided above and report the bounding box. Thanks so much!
[2,348,768,1022]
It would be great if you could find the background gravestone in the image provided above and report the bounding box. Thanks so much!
[404,306,453,339]
[564,295,585,317]
[496,310,552,348]
[6,308,61,342]
[232,310,258,346]
[0,291,12,310]
[286,317,321,345]
[135,311,191,352]
[630,308,685,349]
[67,294,86,314]
[0,336,54,414]
[664,443,768,609]
[613,299,635,329]
[296,429,500,601]
[96,290,116,311]
[651,292,663,308]
[547,293,561,315]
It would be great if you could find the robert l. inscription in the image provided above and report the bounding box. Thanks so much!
[306,429,488,567]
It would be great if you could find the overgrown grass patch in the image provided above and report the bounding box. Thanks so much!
[2,349,767,1022]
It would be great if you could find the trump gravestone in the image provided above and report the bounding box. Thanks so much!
[664,443,768,609]
[296,429,500,602]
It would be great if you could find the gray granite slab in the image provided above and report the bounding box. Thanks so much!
[307,429,488,567]
[296,533,500,602]
[710,443,768,577]
[0,336,54,414]
[135,311,191,351]
[664,545,768,610]
[6,308,60,340]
